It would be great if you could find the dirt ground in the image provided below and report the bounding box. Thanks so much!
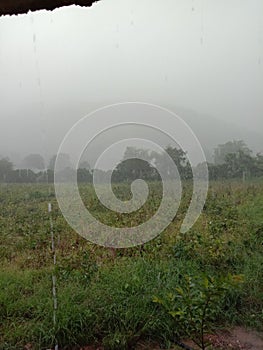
[78,327,263,350]
[204,327,263,350]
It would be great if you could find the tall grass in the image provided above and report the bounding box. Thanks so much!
[0,181,262,349]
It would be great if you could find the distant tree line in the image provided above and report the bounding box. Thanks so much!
[208,140,263,180]
[0,140,263,183]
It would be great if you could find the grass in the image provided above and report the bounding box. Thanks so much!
[0,180,262,349]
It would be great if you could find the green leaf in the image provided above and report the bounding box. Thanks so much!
[152,296,163,304]
[175,287,184,296]
[169,310,184,317]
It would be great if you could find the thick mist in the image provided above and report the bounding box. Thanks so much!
[0,0,262,167]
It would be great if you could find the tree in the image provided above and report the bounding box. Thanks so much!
[214,140,252,165]
[154,146,192,180]
[123,147,153,163]
[224,153,242,178]
[48,153,72,171]
[22,154,45,170]
[0,158,13,182]
[255,153,263,177]
[112,158,157,182]
[112,147,158,182]
[112,146,192,182]
[77,168,92,182]
[78,160,91,170]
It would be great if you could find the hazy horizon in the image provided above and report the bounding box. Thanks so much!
[1,0,262,168]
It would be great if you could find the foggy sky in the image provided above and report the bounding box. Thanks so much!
[0,0,262,167]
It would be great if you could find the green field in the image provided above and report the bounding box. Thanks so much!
[0,181,262,349]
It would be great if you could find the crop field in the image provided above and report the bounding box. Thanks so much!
[0,181,263,349]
